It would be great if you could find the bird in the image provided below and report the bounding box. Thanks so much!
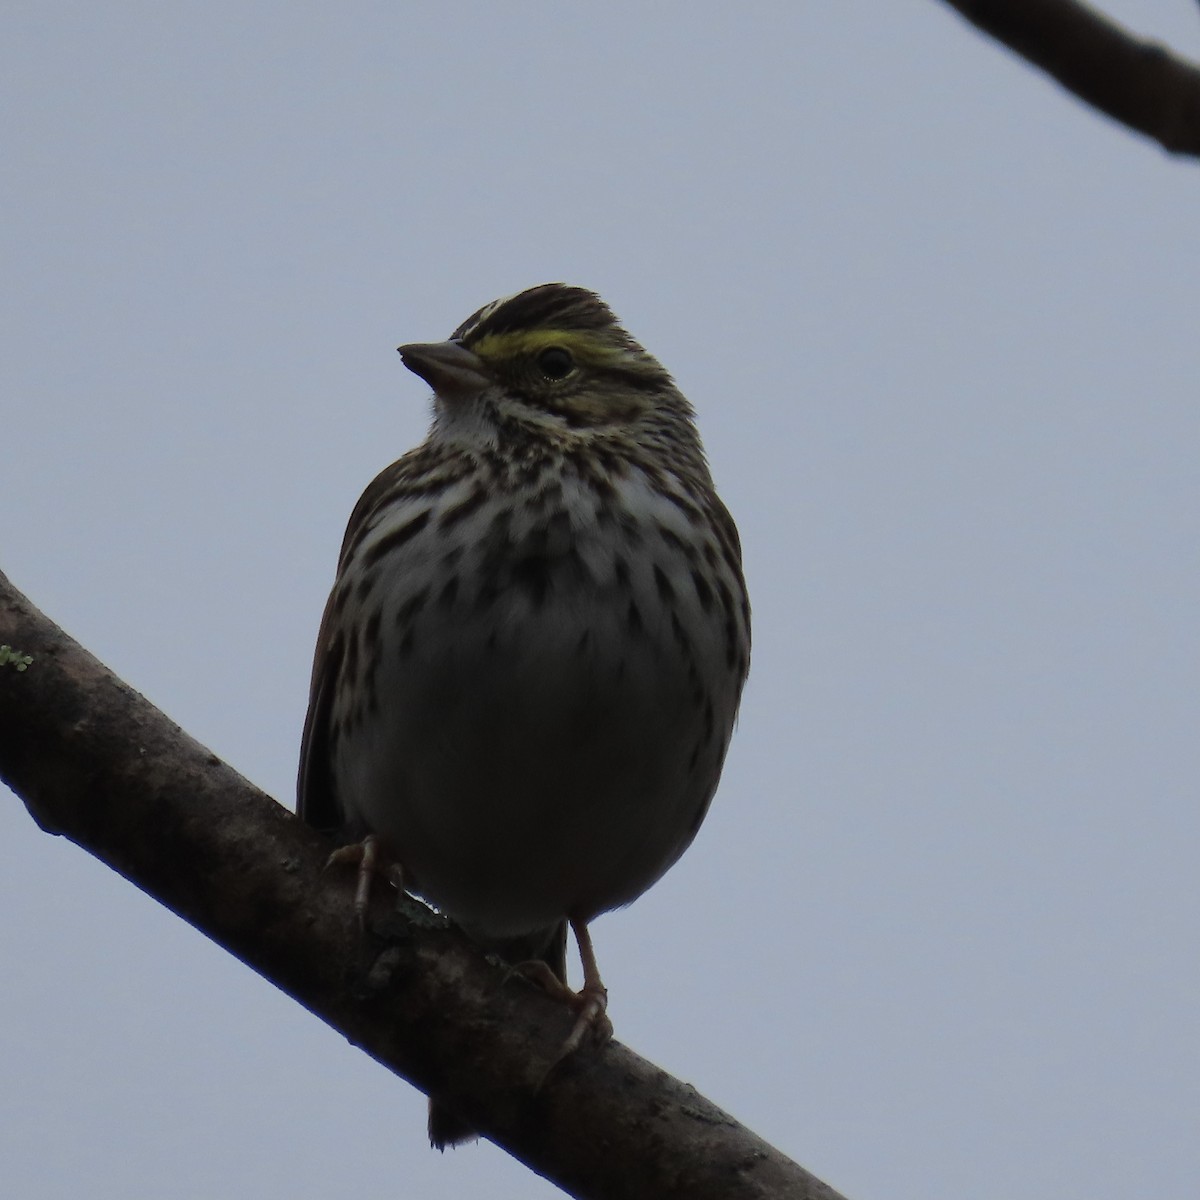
[298,282,750,1146]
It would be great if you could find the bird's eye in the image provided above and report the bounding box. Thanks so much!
[535,346,575,380]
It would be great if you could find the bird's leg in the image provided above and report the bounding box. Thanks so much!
[561,917,612,1054]
[511,917,612,1091]
[513,916,614,1041]
[514,919,612,1048]
[324,833,405,930]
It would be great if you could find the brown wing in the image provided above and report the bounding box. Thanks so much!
[296,469,391,832]
[297,447,440,832]
[296,581,346,834]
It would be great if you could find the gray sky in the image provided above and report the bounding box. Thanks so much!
[3,4,1197,1198]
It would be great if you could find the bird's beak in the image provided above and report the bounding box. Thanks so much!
[397,340,488,399]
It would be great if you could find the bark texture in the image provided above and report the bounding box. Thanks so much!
[0,569,846,1200]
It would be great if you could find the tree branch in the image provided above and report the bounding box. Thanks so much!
[0,568,845,1200]
[937,0,1200,157]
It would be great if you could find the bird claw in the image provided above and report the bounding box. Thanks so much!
[323,834,404,930]
[508,960,611,1049]
[523,976,611,1093]
[506,957,567,994]
[512,916,613,1089]
[560,981,611,1057]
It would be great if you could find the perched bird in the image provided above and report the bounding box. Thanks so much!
[298,283,750,1146]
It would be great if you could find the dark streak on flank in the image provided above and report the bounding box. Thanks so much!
[657,523,688,555]
[617,511,643,546]
[511,554,551,608]
[716,577,739,669]
[587,470,617,505]
[343,628,360,683]
[593,447,630,481]
[396,587,429,628]
[363,609,382,651]
[364,509,432,570]
[437,485,489,531]
[663,488,706,526]
[627,599,644,635]
[331,580,352,618]
[653,563,675,603]
[670,609,691,653]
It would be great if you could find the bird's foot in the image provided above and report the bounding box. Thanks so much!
[324,834,404,931]
[513,916,613,1075]
[561,978,612,1056]
[510,958,612,1048]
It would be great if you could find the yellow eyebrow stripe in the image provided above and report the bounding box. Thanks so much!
[471,329,626,364]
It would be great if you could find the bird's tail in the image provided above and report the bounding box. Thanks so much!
[428,919,568,1150]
